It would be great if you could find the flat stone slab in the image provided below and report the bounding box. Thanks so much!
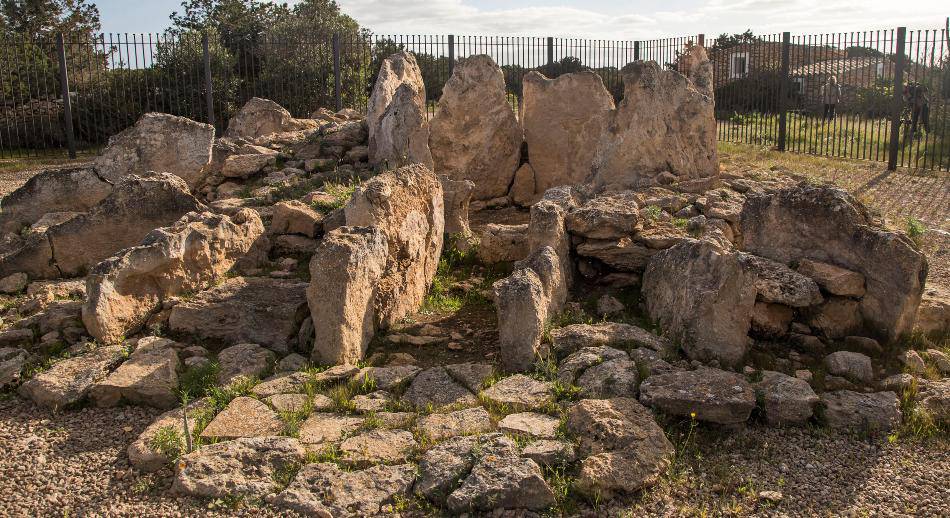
[173,437,305,499]
[558,346,629,384]
[521,439,576,467]
[298,413,364,447]
[754,370,819,426]
[821,390,902,432]
[402,366,478,409]
[18,344,124,410]
[167,277,308,354]
[90,337,180,409]
[200,396,284,439]
[274,462,415,516]
[498,412,560,438]
[445,362,495,392]
[352,391,392,413]
[340,429,418,467]
[252,371,311,398]
[217,343,276,386]
[267,393,311,413]
[480,374,554,412]
[353,365,421,391]
[416,406,494,442]
[415,433,520,503]
[639,367,756,425]
[445,452,555,512]
[577,358,639,399]
[551,322,670,355]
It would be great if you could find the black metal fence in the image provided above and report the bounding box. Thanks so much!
[1,26,948,171]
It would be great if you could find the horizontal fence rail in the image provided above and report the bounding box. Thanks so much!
[0,27,947,171]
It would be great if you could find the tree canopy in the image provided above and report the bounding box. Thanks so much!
[0,0,100,38]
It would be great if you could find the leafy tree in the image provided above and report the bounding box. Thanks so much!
[710,29,757,51]
[0,0,100,38]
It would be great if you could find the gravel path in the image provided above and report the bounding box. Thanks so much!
[0,395,293,517]
[1,393,946,517]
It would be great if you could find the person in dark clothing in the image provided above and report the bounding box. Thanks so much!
[904,81,930,136]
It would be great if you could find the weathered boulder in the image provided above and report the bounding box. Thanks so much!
[0,173,203,280]
[558,346,629,385]
[754,370,819,426]
[475,223,529,263]
[18,345,124,409]
[440,176,474,236]
[510,163,541,207]
[220,152,277,179]
[744,255,823,307]
[270,200,322,237]
[0,347,27,387]
[591,57,717,191]
[821,390,901,432]
[445,362,495,392]
[797,258,866,297]
[750,302,794,339]
[577,358,640,398]
[367,52,433,170]
[915,286,950,338]
[521,71,615,195]
[445,453,555,512]
[308,226,388,365]
[642,239,756,367]
[824,350,874,384]
[521,440,576,467]
[0,166,113,234]
[82,209,263,344]
[917,380,950,422]
[172,436,305,499]
[566,192,641,239]
[168,277,308,353]
[224,97,315,139]
[94,112,214,188]
[551,322,670,356]
[275,463,416,516]
[493,267,546,372]
[808,297,864,339]
[576,237,657,272]
[90,337,181,408]
[217,343,275,386]
[344,164,444,328]
[740,184,928,343]
[430,55,522,200]
[639,367,756,425]
[566,398,673,498]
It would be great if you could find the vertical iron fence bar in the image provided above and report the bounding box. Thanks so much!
[546,36,554,69]
[203,32,215,126]
[333,32,342,112]
[634,40,640,61]
[778,31,791,151]
[56,33,77,159]
[887,27,906,170]
[448,34,455,76]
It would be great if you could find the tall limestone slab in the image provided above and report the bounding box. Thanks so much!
[366,52,433,171]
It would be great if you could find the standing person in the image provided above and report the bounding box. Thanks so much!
[820,75,841,120]
[904,81,930,137]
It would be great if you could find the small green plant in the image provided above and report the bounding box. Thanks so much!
[148,425,184,461]
[905,217,926,245]
[178,361,220,400]
[310,181,358,213]
[672,217,689,229]
[272,461,301,491]
[644,204,663,221]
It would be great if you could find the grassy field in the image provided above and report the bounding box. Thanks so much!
[718,111,950,172]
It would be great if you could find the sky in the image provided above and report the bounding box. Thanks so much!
[98,0,948,39]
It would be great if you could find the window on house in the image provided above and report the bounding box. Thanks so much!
[792,77,804,94]
[730,52,749,79]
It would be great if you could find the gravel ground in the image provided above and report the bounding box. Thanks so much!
[1,392,946,517]
[0,395,293,517]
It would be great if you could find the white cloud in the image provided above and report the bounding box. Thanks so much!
[336,0,948,39]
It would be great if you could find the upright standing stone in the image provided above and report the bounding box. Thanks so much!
[591,58,717,191]
[344,164,444,328]
[430,55,522,200]
[308,227,388,365]
[366,52,433,170]
[521,71,615,196]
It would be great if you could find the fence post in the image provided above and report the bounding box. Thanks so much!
[777,31,791,152]
[332,33,342,112]
[546,37,554,67]
[887,26,907,171]
[697,34,705,47]
[55,33,76,159]
[634,40,640,61]
[448,35,455,77]
[202,32,215,126]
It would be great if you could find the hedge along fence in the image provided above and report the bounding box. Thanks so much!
[1,26,948,171]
